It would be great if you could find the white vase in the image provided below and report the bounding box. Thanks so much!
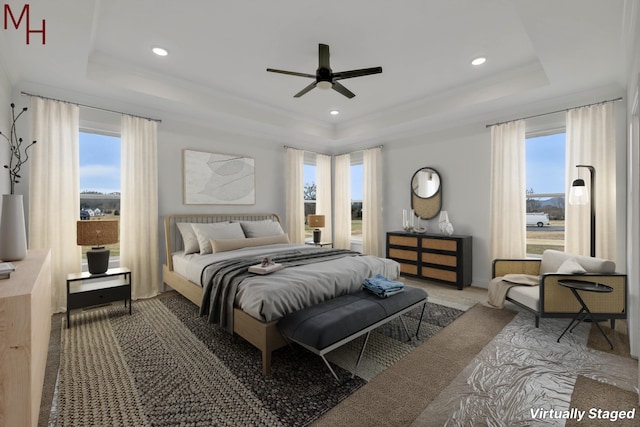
[0,194,27,261]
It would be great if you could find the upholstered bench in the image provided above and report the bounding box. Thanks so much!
[277,285,428,382]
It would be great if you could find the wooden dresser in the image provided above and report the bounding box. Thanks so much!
[0,249,52,427]
[386,231,472,290]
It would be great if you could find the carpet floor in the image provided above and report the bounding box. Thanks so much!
[40,283,638,426]
[43,292,466,427]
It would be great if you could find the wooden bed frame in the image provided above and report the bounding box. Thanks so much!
[162,213,287,375]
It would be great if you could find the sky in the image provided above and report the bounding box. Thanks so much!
[79,132,120,193]
[304,163,364,200]
[526,132,566,194]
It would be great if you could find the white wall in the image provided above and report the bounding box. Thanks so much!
[157,118,286,264]
[0,65,12,196]
[624,0,640,361]
[384,126,492,286]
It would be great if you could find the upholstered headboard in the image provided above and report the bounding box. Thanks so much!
[163,213,282,270]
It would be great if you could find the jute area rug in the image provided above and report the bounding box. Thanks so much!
[47,292,467,427]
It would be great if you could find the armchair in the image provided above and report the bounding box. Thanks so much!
[491,250,627,328]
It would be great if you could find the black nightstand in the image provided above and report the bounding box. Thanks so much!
[66,267,132,328]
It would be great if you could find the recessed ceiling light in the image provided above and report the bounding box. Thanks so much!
[330,110,340,116]
[152,47,169,57]
[471,57,486,66]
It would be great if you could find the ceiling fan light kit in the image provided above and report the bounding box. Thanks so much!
[267,43,382,98]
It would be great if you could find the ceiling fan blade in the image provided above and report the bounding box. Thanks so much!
[266,68,315,79]
[293,81,317,97]
[319,44,330,69]
[332,81,355,98]
[332,66,383,80]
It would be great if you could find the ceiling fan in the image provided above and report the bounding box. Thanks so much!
[266,43,382,98]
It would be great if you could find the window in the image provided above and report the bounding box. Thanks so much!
[79,131,121,259]
[525,132,566,254]
[303,161,316,239]
[350,162,363,239]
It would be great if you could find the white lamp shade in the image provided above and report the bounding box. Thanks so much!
[569,179,589,205]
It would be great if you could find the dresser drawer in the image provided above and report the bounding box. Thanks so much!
[422,252,457,267]
[422,238,457,252]
[389,248,418,261]
[422,266,457,283]
[399,263,418,275]
[389,235,419,247]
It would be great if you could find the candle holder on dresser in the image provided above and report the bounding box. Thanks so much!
[402,209,415,232]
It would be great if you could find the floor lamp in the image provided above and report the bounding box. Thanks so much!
[569,164,595,257]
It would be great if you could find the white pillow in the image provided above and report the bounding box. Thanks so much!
[239,220,284,238]
[211,234,290,253]
[191,222,246,254]
[557,258,587,274]
[176,223,200,255]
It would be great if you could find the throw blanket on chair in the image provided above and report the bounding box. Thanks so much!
[487,274,539,309]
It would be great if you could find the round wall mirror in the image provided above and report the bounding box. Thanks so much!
[411,167,442,219]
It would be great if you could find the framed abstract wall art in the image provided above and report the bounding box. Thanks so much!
[183,149,255,205]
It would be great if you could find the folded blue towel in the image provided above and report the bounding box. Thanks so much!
[363,274,404,298]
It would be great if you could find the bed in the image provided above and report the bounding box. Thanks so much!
[162,213,400,374]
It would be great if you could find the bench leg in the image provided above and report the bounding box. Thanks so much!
[399,316,411,340]
[321,330,373,384]
[321,355,341,383]
[352,331,371,379]
[414,302,427,338]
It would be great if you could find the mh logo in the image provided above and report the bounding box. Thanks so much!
[3,4,46,44]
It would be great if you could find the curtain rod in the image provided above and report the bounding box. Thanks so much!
[334,144,384,157]
[20,91,162,123]
[485,97,622,128]
[283,145,331,156]
[284,144,384,157]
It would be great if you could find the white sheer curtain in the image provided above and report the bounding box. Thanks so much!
[315,153,332,244]
[362,147,383,256]
[489,120,526,261]
[285,147,305,243]
[565,101,616,259]
[333,153,351,249]
[29,97,80,313]
[120,115,159,300]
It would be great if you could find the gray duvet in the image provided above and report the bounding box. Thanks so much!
[197,244,400,332]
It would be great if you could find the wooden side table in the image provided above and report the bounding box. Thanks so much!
[66,267,132,328]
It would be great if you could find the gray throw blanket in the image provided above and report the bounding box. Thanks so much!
[199,248,361,332]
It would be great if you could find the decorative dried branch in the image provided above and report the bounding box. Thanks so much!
[0,103,37,194]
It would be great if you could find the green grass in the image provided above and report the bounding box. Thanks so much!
[305,219,363,239]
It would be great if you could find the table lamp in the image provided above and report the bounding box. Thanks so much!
[308,214,325,244]
[77,219,119,274]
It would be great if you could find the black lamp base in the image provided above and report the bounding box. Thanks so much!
[313,229,322,244]
[87,247,110,274]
